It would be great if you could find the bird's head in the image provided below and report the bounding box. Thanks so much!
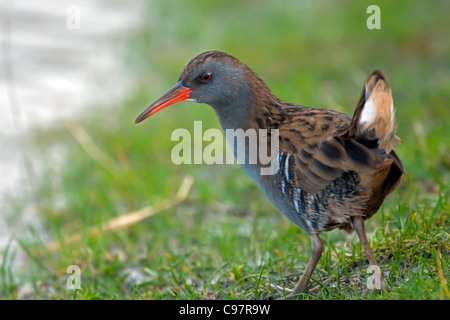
[135,50,272,124]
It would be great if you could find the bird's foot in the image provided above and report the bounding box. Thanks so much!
[269,283,293,295]
[269,283,307,300]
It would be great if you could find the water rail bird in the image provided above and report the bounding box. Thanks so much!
[135,50,405,298]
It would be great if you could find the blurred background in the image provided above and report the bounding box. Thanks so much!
[0,0,448,299]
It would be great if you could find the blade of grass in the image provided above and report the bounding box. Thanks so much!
[45,175,193,251]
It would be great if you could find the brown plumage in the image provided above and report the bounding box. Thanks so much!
[135,50,405,298]
[259,70,405,232]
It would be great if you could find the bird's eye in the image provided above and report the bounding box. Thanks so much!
[200,72,212,82]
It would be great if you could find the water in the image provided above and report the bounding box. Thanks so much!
[0,0,145,269]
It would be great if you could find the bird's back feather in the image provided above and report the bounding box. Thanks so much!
[258,70,404,231]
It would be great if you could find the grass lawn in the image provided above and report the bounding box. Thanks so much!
[1,0,448,300]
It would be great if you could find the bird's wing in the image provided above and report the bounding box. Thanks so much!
[275,106,385,194]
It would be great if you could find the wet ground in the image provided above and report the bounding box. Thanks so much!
[0,0,144,266]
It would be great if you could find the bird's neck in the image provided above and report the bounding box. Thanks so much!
[212,82,282,188]
[214,71,279,132]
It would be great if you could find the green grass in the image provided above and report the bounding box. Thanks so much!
[1,0,449,300]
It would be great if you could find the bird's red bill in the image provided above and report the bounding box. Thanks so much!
[135,82,192,124]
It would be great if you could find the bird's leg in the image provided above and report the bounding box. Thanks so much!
[352,216,378,266]
[352,216,388,292]
[284,232,323,299]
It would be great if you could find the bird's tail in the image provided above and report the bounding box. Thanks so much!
[349,70,400,153]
